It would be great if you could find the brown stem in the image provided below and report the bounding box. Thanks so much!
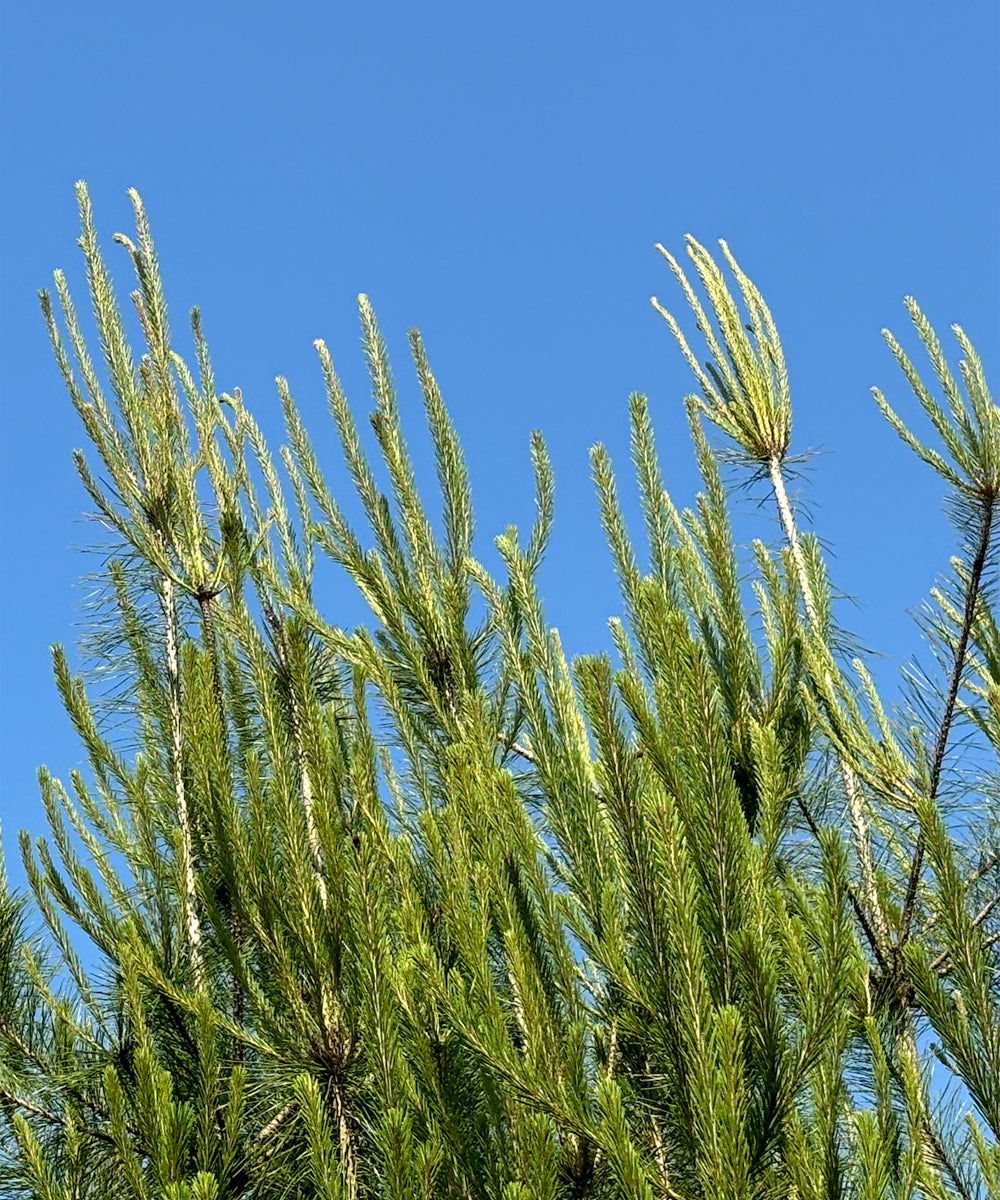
[0,1015,136,1144]
[887,1020,975,1200]
[920,850,1000,938]
[899,497,994,948]
[0,1083,124,1151]
[794,794,889,972]
[923,1116,975,1200]
[919,1097,975,1200]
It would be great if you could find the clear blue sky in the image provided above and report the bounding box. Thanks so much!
[1,1,997,874]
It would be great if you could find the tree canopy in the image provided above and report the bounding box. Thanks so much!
[1,184,998,1199]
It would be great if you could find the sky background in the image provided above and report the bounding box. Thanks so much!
[1,1,998,877]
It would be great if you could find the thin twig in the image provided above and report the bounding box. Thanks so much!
[0,1087,119,1149]
[899,498,994,947]
[920,849,1000,938]
[795,794,888,972]
[921,1108,975,1200]
[0,1015,138,1140]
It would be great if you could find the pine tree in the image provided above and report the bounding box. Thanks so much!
[1,187,997,1198]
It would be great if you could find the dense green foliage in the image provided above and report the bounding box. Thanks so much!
[1,185,999,1198]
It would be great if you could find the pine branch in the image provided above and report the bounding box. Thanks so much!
[931,885,1000,974]
[771,457,889,960]
[162,574,204,985]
